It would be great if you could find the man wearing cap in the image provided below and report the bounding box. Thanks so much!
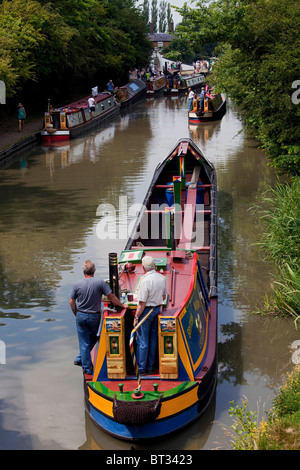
[134,256,167,375]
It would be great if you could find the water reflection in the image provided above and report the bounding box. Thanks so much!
[0,96,299,450]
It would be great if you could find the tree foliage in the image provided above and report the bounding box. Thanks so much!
[0,0,73,96]
[162,37,194,63]
[175,0,300,175]
[0,0,152,103]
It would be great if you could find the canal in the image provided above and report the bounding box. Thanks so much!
[0,94,298,450]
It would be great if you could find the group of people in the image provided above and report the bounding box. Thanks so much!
[70,256,166,377]
[188,85,210,112]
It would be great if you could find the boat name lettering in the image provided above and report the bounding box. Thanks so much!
[187,313,194,339]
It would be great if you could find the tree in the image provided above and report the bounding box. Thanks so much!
[142,0,150,26]
[175,0,300,175]
[159,0,167,33]
[151,0,158,33]
[162,37,194,63]
[167,3,173,32]
[0,0,74,98]
[0,0,153,105]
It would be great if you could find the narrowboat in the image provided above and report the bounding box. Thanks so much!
[40,92,119,145]
[84,138,218,441]
[164,73,205,96]
[146,76,166,96]
[114,79,147,109]
[188,93,226,124]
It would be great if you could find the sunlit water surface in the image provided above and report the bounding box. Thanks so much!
[0,95,298,450]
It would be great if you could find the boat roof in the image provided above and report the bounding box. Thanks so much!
[51,92,113,113]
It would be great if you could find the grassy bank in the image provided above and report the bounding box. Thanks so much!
[228,367,300,450]
[252,178,300,326]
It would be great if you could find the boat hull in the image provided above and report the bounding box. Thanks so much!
[40,129,70,144]
[85,361,217,441]
[189,97,226,124]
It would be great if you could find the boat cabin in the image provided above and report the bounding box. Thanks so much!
[43,93,115,131]
[92,140,216,384]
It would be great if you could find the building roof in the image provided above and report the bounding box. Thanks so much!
[148,33,174,42]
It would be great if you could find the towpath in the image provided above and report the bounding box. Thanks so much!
[0,117,42,152]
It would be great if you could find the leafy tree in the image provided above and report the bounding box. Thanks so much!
[142,0,150,25]
[162,37,194,63]
[175,0,300,175]
[0,0,73,98]
[167,3,173,32]
[0,0,152,105]
[159,0,167,33]
[151,0,158,32]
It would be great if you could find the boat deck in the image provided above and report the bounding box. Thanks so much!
[99,377,187,392]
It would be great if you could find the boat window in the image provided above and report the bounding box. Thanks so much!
[67,110,85,128]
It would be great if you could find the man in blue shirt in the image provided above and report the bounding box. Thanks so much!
[199,87,206,112]
[70,260,127,375]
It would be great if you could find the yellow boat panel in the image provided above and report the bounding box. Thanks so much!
[88,383,199,421]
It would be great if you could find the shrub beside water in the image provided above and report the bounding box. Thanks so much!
[229,367,300,450]
[253,177,300,325]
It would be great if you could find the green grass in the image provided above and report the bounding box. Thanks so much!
[229,367,300,450]
[252,177,300,324]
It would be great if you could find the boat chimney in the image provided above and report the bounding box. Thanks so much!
[109,252,119,300]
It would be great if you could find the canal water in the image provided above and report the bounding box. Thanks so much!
[0,95,298,450]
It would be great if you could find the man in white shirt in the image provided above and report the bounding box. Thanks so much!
[88,96,95,118]
[188,87,194,111]
[134,256,167,375]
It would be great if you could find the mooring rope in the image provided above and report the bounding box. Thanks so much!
[129,307,154,391]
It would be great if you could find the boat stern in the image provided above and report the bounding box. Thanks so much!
[85,378,202,440]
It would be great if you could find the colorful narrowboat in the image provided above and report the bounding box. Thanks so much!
[188,93,226,124]
[114,79,147,109]
[40,92,119,145]
[164,73,205,96]
[146,76,166,96]
[84,138,218,441]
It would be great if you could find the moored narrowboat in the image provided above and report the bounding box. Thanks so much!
[189,92,226,124]
[146,76,166,96]
[84,138,218,441]
[114,79,147,109]
[40,92,119,145]
[164,73,205,95]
